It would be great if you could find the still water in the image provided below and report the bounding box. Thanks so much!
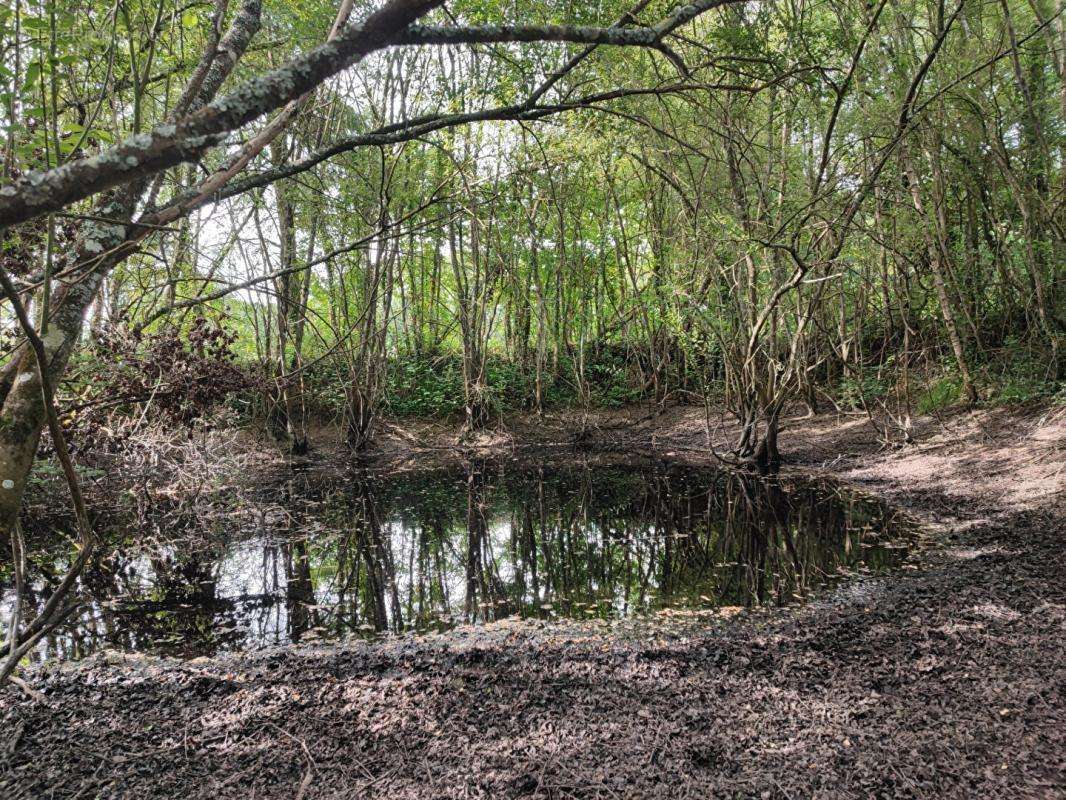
[1,459,912,662]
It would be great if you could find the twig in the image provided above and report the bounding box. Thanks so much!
[8,674,49,704]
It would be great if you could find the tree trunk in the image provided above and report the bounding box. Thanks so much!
[903,149,977,404]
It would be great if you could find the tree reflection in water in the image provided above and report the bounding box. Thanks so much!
[1,460,911,662]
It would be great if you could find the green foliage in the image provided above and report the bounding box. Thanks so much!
[583,348,645,408]
[993,375,1055,406]
[916,376,962,414]
[984,338,1063,406]
[376,347,651,419]
[837,374,889,410]
[382,355,466,418]
[5,0,1059,442]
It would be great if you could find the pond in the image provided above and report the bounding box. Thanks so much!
[1,458,913,663]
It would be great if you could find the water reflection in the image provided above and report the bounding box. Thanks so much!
[1,460,911,662]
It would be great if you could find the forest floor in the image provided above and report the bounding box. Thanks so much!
[2,403,1064,799]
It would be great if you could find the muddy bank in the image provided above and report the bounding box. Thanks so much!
[1,405,1064,799]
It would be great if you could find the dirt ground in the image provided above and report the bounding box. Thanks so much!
[2,404,1064,799]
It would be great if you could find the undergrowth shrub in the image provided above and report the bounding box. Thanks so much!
[582,346,646,407]
[65,320,254,455]
[837,374,889,410]
[983,336,1062,405]
[381,355,465,417]
[375,346,652,418]
[916,375,961,414]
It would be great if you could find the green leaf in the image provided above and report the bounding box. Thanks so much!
[22,62,43,92]
[21,16,49,32]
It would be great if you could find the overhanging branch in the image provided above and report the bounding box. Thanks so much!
[0,0,741,228]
